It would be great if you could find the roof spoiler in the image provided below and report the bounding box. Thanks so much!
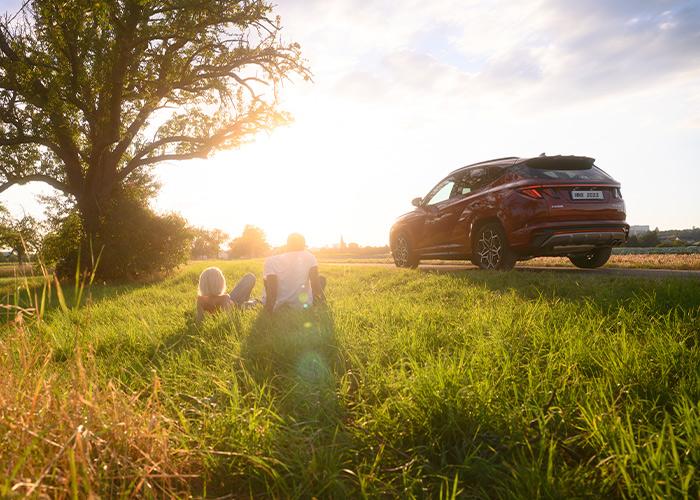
[525,155,595,170]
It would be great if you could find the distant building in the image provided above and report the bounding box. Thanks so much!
[629,225,651,236]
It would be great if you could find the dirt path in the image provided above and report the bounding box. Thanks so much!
[326,262,700,279]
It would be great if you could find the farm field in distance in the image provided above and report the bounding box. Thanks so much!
[1,261,699,497]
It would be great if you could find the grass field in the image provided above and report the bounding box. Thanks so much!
[2,261,699,497]
[0,262,35,278]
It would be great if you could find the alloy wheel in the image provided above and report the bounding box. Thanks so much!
[394,236,409,267]
[477,229,503,269]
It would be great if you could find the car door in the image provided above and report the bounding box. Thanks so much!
[453,165,509,250]
[418,178,456,252]
[437,168,477,250]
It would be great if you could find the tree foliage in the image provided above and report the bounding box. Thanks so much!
[191,227,229,259]
[0,0,306,278]
[0,207,42,262]
[626,229,661,248]
[0,0,308,236]
[228,224,269,258]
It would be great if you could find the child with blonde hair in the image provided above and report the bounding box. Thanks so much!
[196,267,256,322]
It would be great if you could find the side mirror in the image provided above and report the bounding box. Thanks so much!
[411,197,423,207]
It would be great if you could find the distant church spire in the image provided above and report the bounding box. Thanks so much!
[339,235,346,250]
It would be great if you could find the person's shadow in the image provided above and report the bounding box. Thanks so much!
[240,304,344,425]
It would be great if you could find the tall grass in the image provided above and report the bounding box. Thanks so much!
[1,245,197,497]
[0,331,196,497]
[1,261,699,497]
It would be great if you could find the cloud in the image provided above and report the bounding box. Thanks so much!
[482,48,544,84]
[381,50,474,94]
[535,0,700,97]
[277,0,700,108]
[331,71,390,102]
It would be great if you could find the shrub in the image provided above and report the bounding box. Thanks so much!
[40,211,83,270]
[657,239,688,248]
[43,191,193,281]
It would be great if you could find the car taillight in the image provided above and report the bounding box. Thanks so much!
[519,188,543,199]
[613,188,622,199]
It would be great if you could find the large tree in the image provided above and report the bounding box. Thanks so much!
[0,0,308,237]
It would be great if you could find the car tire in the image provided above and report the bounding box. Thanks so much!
[473,223,516,270]
[569,247,612,269]
[392,234,419,269]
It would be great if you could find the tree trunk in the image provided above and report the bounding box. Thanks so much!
[78,158,119,240]
[74,190,109,270]
[76,195,102,240]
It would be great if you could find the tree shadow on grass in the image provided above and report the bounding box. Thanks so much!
[418,267,700,314]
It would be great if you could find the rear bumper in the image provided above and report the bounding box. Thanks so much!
[532,229,627,252]
[511,221,629,256]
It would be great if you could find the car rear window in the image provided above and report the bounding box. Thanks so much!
[513,164,611,181]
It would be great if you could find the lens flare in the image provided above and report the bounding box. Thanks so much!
[295,351,330,386]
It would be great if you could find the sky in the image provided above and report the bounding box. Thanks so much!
[1,0,699,247]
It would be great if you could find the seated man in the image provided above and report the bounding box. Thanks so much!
[263,233,325,313]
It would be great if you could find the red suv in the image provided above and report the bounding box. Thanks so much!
[390,155,628,270]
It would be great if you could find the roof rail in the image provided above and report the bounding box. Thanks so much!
[449,156,519,175]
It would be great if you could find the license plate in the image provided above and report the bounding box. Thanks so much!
[571,190,603,200]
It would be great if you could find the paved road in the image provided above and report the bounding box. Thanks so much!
[326,262,700,279]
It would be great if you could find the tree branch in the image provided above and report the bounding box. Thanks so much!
[111,38,189,161]
[130,135,207,161]
[0,27,19,61]
[118,151,208,182]
[0,134,60,151]
[0,174,73,195]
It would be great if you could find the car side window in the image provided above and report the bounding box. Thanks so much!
[468,167,491,190]
[478,166,506,188]
[424,179,455,206]
[456,166,506,195]
[454,171,474,196]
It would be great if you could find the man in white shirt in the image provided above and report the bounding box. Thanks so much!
[262,233,326,313]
